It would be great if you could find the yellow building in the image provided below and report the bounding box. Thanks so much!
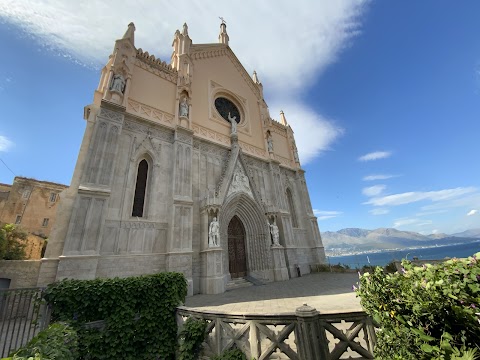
[0,177,67,259]
[39,22,326,294]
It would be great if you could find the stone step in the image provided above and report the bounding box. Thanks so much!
[226,277,253,291]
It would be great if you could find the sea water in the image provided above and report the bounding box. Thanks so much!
[327,241,480,268]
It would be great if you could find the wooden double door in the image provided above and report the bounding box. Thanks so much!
[227,216,247,278]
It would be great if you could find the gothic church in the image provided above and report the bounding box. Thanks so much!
[38,22,326,295]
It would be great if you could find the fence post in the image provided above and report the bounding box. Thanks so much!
[295,304,327,360]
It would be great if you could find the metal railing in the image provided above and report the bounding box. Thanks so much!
[0,288,50,357]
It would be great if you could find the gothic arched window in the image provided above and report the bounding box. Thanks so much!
[286,188,298,228]
[132,159,148,217]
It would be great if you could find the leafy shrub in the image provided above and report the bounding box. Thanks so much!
[178,317,207,360]
[0,223,27,260]
[384,261,398,273]
[356,253,480,359]
[330,263,350,272]
[315,264,330,272]
[360,264,376,273]
[43,272,187,360]
[212,348,247,360]
[10,322,78,360]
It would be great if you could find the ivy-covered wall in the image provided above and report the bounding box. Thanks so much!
[43,272,187,360]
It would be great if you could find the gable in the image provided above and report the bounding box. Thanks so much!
[189,45,266,156]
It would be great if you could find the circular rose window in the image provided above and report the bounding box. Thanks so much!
[214,97,241,124]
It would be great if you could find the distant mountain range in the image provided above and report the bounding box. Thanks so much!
[322,227,480,256]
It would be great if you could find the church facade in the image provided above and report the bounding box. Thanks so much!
[38,22,326,295]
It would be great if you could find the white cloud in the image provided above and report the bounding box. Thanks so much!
[420,192,480,212]
[0,1,368,91]
[362,184,386,197]
[358,151,391,162]
[313,209,343,220]
[393,218,432,228]
[365,187,477,207]
[415,209,448,217]
[0,75,13,91]
[0,135,13,152]
[270,102,344,163]
[467,209,478,216]
[0,0,369,164]
[369,208,389,215]
[393,218,420,228]
[363,174,398,181]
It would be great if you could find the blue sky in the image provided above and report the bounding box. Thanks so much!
[0,1,479,234]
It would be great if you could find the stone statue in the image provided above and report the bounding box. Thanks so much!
[293,147,300,163]
[228,112,237,134]
[208,217,220,246]
[269,220,280,246]
[111,74,126,93]
[267,133,274,152]
[179,97,189,118]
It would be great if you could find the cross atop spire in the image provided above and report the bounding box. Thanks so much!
[218,19,229,46]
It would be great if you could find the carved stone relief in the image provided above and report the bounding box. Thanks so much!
[123,119,174,143]
[98,108,124,124]
[227,164,254,199]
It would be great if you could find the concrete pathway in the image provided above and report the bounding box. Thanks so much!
[184,272,362,315]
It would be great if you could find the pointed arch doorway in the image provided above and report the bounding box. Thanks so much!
[227,216,247,278]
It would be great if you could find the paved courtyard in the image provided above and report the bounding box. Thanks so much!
[184,272,362,315]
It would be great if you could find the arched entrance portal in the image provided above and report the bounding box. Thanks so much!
[227,216,247,278]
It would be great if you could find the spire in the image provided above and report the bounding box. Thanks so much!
[218,21,229,46]
[252,71,260,84]
[122,22,135,45]
[182,23,189,36]
[279,110,288,126]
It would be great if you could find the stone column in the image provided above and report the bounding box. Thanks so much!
[295,304,327,360]
[271,245,289,281]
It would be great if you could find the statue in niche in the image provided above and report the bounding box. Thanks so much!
[228,112,237,134]
[267,132,274,152]
[208,217,220,247]
[268,219,280,246]
[111,74,126,93]
[179,97,189,118]
[293,147,300,163]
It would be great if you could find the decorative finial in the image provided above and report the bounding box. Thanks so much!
[122,22,135,44]
[279,110,288,126]
[182,23,189,36]
[218,18,229,45]
[252,71,260,84]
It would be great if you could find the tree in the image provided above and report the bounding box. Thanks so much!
[0,223,27,260]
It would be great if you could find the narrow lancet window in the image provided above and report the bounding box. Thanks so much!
[286,188,298,228]
[132,159,148,217]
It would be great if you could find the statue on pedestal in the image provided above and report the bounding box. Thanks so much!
[268,220,280,246]
[293,147,300,163]
[208,217,220,247]
[111,74,126,93]
[179,97,189,118]
[267,132,274,152]
[228,112,237,135]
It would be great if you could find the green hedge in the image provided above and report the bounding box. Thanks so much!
[7,322,78,360]
[177,317,207,360]
[43,273,187,360]
[356,253,480,359]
